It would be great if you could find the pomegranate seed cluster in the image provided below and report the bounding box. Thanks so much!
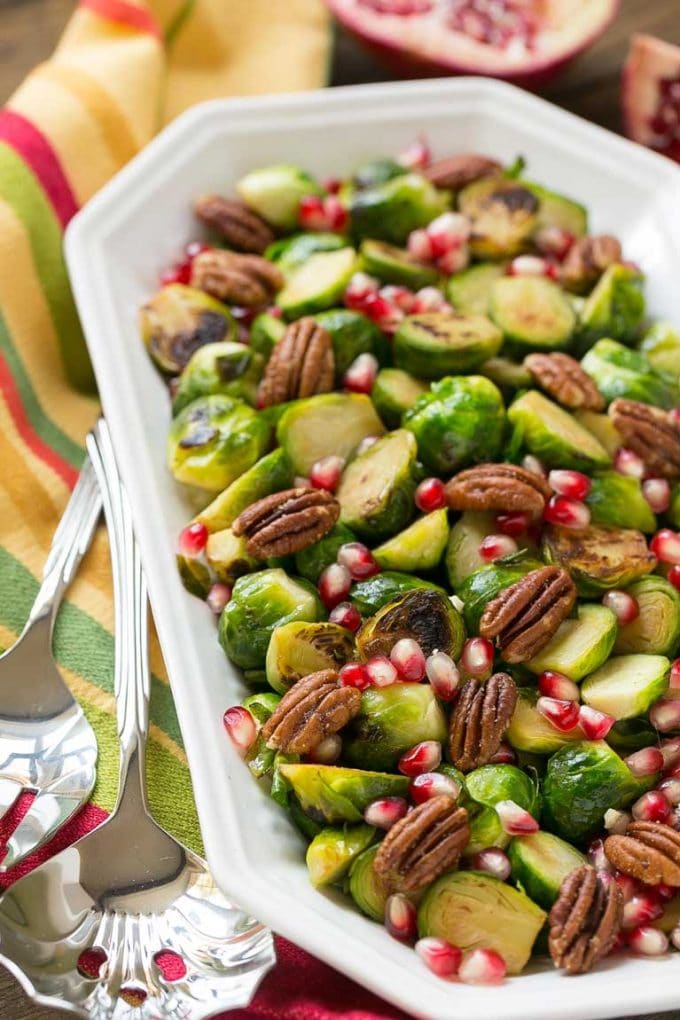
[148,137,680,986]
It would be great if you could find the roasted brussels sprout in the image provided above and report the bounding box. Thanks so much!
[360,239,439,290]
[581,338,679,410]
[455,554,543,632]
[445,511,497,590]
[249,312,286,359]
[639,321,680,377]
[277,763,409,824]
[277,393,385,476]
[576,263,646,351]
[306,824,376,888]
[349,172,448,245]
[372,368,428,429]
[607,717,659,754]
[337,429,418,540]
[315,308,387,379]
[403,375,506,475]
[525,181,588,239]
[573,409,623,458]
[242,691,281,778]
[172,341,264,413]
[508,831,586,910]
[196,449,293,533]
[167,395,270,492]
[614,577,680,657]
[350,571,445,618]
[458,178,539,260]
[465,806,510,856]
[356,588,465,660]
[527,604,618,681]
[266,231,346,272]
[581,654,670,720]
[394,312,503,379]
[542,523,656,596]
[418,872,546,975]
[466,764,542,819]
[490,276,576,352]
[347,844,391,921]
[218,568,323,669]
[373,509,450,573]
[294,523,356,584]
[507,688,585,755]
[343,684,448,771]
[479,357,533,396]
[205,528,260,584]
[140,284,236,374]
[265,621,355,694]
[446,262,507,316]
[586,471,656,533]
[277,248,357,319]
[236,164,323,230]
[176,552,212,599]
[352,157,406,190]
[507,391,611,472]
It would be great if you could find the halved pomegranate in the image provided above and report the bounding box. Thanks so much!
[622,34,680,163]
[326,0,619,85]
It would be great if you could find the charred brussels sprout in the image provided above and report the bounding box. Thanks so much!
[265,621,355,694]
[615,576,680,657]
[490,276,576,352]
[508,832,586,910]
[458,178,539,260]
[343,685,448,771]
[315,308,387,380]
[372,368,428,429]
[360,239,440,290]
[507,689,585,755]
[176,553,212,599]
[347,844,391,921]
[639,321,680,377]
[196,449,293,533]
[586,471,656,533]
[236,164,322,230]
[218,568,323,669]
[373,509,450,573]
[394,312,503,379]
[455,554,543,632]
[507,391,610,472]
[350,572,445,618]
[581,654,670,720]
[205,528,260,585]
[265,232,346,272]
[167,395,270,492]
[356,588,465,660]
[306,824,376,888]
[581,339,679,409]
[349,173,449,246]
[277,393,385,476]
[403,375,506,475]
[295,523,356,584]
[418,872,546,975]
[140,284,236,374]
[337,429,417,540]
[576,264,646,351]
[249,312,286,359]
[525,181,588,239]
[277,763,409,824]
[172,341,264,414]
[466,765,542,820]
[542,523,656,596]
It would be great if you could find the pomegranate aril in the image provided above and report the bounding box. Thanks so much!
[398,740,442,777]
[410,771,461,804]
[627,925,669,956]
[338,662,371,691]
[650,699,680,733]
[460,637,494,677]
[604,808,632,835]
[77,947,108,979]
[613,871,640,901]
[544,495,591,529]
[323,177,341,195]
[632,790,672,823]
[329,602,362,633]
[508,255,552,277]
[309,455,345,492]
[390,638,426,682]
[178,521,208,558]
[380,285,416,313]
[602,589,639,625]
[364,796,409,829]
[184,240,210,260]
[657,777,680,805]
[496,511,531,537]
[415,937,462,978]
[522,454,547,477]
[495,799,539,836]
[622,893,665,930]
[478,534,518,562]
[298,194,328,231]
[625,746,664,777]
[578,705,615,740]
[363,292,403,332]
[671,408,680,425]
[324,195,348,232]
[537,697,581,733]
[548,469,592,501]
[642,478,671,514]
[650,529,680,565]
[669,565,680,591]
[365,655,398,688]
[318,563,352,610]
[343,353,379,394]
[307,734,342,765]
[206,582,231,615]
[614,447,646,478]
[161,261,191,286]
[344,272,379,310]
[471,848,511,882]
[223,706,257,754]
[385,894,418,942]
[337,542,380,580]
[535,227,575,260]
[355,434,380,457]
[458,948,506,985]
[398,135,431,168]
[414,477,447,512]
[426,212,470,256]
[407,229,435,263]
[538,670,580,702]
[425,651,460,701]
[489,741,517,765]
[436,245,469,275]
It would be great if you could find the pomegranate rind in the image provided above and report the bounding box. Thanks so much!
[622,34,680,156]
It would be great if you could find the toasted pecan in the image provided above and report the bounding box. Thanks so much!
[445,463,552,519]
[525,352,605,412]
[194,194,274,254]
[549,866,623,975]
[190,249,283,306]
[561,235,622,293]
[479,566,577,664]
[424,154,502,191]
[609,399,680,479]
[232,487,340,559]
[261,669,360,754]
[373,796,470,892]
[604,821,680,887]
[259,317,335,408]
[448,673,517,773]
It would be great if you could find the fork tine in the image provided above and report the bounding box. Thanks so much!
[0,777,23,823]
[0,783,87,872]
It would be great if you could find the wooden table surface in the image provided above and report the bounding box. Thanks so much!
[1,0,680,1017]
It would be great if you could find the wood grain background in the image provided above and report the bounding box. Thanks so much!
[0,0,680,1016]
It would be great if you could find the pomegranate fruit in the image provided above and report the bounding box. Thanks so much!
[326,0,619,85]
[622,34,680,163]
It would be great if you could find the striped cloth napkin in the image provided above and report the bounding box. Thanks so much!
[0,2,406,1016]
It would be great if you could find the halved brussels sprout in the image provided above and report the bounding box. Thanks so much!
[581,654,670,721]
[615,577,680,657]
[349,172,448,245]
[581,338,679,410]
[372,368,428,429]
[294,523,356,584]
[172,341,264,414]
[373,509,449,573]
[236,164,323,230]
[394,312,503,379]
[249,312,286,359]
[418,871,546,975]
[466,764,542,819]
[607,717,659,754]
[507,688,585,755]
[542,523,656,597]
[218,568,323,670]
[360,239,439,290]
[196,449,293,533]
[265,621,355,694]
[445,510,497,590]
[639,321,680,377]
[337,429,418,540]
[480,357,533,396]
[458,178,539,260]
[465,806,510,856]
[205,528,260,585]
[140,284,236,374]
[350,572,445,618]
[306,824,376,888]
[525,181,588,239]
[277,393,385,476]
[576,263,646,351]
[573,410,622,458]
[490,276,576,352]
[455,554,543,633]
[266,232,346,272]
[586,471,656,533]
[508,832,586,910]
[356,588,465,661]
[526,604,618,682]
[507,391,611,472]
[347,844,391,921]
[315,308,387,380]
[277,248,357,319]
[352,157,406,190]
[242,692,281,778]
[176,553,212,599]
[344,684,448,771]
[277,763,409,824]
[446,262,507,316]
[403,375,506,475]
[167,395,270,492]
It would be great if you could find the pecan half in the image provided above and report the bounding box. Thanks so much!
[259,317,335,407]
[609,399,680,479]
[549,866,623,975]
[424,154,502,191]
[233,487,340,559]
[446,463,552,519]
[524,352,605,412]
[194,194,274,254]
[479,566,577,663]
[373,796,470,892]
[560,235,622,294]
[261,669,361,754]
[190,249,283,306]
[604,821,680,887]
[448,673,517,772]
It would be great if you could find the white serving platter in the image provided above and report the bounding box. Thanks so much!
[65,77,680,1020]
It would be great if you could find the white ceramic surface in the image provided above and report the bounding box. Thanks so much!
[65,77,680,1020]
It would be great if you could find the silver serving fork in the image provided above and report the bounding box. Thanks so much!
[0,458,101,870]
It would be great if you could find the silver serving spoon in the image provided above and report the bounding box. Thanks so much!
[0,419,275,1019]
